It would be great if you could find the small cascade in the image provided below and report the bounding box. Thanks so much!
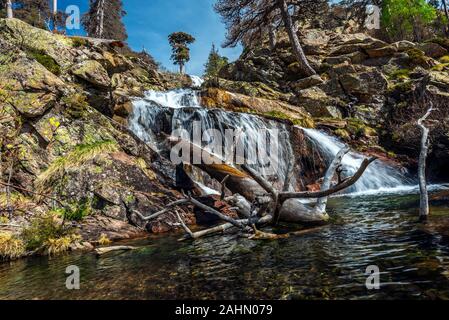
[129,82,294,188]
[302,128,413,194]
[129,75,413,196]
[190,75,204,88]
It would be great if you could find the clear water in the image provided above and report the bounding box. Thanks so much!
[1,192,449,300]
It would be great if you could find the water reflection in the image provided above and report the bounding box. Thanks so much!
[0,193,449,300]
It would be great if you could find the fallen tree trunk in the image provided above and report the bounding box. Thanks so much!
[168,137,376,225]
[95,246,137,256]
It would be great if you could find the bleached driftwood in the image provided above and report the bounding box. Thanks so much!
[417,104,434,221]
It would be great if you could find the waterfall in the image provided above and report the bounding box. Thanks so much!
[302,128,413,195]
[129,75,415,196]
[190,75,204,88]
[129,79,294,189]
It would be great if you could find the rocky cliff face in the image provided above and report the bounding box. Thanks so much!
[0,19,195,253]
[203,28,449,177]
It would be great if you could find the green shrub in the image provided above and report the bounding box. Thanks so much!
[46,234,81,256]
[20,213,66,251]
[55,200,92,221]
[71,37,89,48]
[27,49,61,76]
[0,232,26,260]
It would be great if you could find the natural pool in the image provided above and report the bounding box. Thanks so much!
[1,192,449,300]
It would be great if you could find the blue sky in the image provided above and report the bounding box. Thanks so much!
[58,0,242,76]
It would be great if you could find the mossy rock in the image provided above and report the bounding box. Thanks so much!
[27,49,61,76]
[388,68,411,80]
[405,48,436,69]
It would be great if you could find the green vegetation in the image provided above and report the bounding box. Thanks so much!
[46,234,81,256]
[27,49,61,76]
[54,200,92,222]
[406,48,429,67]
[388,68,411,80]
[71,37,89,48]
[440,55,449,64]
[36,140,119,192]
[347,118,377,138]
[204,44,229,78]
[381,0,437,41]
[98,234,111,246]
[168,32,196,74]
[0,232,26,261]
[20,213,67,251]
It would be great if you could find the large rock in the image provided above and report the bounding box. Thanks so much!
[365,45,398,58]
[291,75,324,90]
[295,87,342,118]
[0,43,64,118]
[339,68,388,102]
[200,88,313,126]
[0,18,76,68]
[418,42,448,59]
[71,60,111,88]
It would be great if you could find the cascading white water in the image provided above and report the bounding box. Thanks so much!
[129,76,294,188]
[129,75,417,196]
[302,128,413,194]
[190,75,204,88]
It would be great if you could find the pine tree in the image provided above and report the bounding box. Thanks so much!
[82,0,128,41]
[215,0,319,76]
[168,32,196,74]
[204,44,229,78]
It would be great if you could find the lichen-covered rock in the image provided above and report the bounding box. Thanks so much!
[71,60,111,88]
[200,87,313,127]
[365,45,397,58]
[0,43,64,118]
[418,42,448,59]
[392,40,416,52]
[0,18,76,68]
[339,68,388,102]
[291,75,324,90]
[295,87,342,118]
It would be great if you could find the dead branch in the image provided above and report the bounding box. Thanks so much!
[183,192,250,230]
[314,147,350,214]
[132,199,190,221]
[220,175,230,200]
[279,157,378,201]
[95,246,137,256]
[417,104,435,221]
[178,215,273,241]
[174,209,195,239]
[241,164,277,197]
